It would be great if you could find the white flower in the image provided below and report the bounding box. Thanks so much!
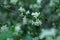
[1,25,8,32]
[23,16,27,24]
[7,38,13,40]
[39,28,56,39]
[32,37,39,40]
[29,4,40,9]
[18,7,25,12]
[49,0,59,7]
[31,12,40,18]
[15,23,21,32]
[37,0,42,4]
[26,10,30,15]
[32,19,42,26]
[10,0,18,4]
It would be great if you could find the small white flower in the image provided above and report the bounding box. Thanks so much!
[32,19,42,26]
[15,23,21,32]
[39,28,56,39]
[10,0,18,4]
[31,12,40,18]
[37,0,42,4]
[18,7,25,12]
[7,38,13,40]
[23,16,27,24]
[1,25,8,32]
[26,10,30,15]
[32,37,39,40]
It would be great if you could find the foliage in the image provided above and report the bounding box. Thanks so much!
[0,0,60,40]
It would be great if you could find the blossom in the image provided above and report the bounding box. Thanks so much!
[10,0,18,4]
[37,0,42,4]
[13,23,23,35]
[18,7,25,12]
[31,12,40,18]
[1,25,8,32]
[26,10,30,15]
[39,28,56,39]
[15,23,21,32]
[23,16,27,24]
[32,19,42,26]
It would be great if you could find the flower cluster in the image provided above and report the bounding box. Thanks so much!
[0,0,60,40]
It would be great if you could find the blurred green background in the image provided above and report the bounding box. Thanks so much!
[0,0,60,40]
